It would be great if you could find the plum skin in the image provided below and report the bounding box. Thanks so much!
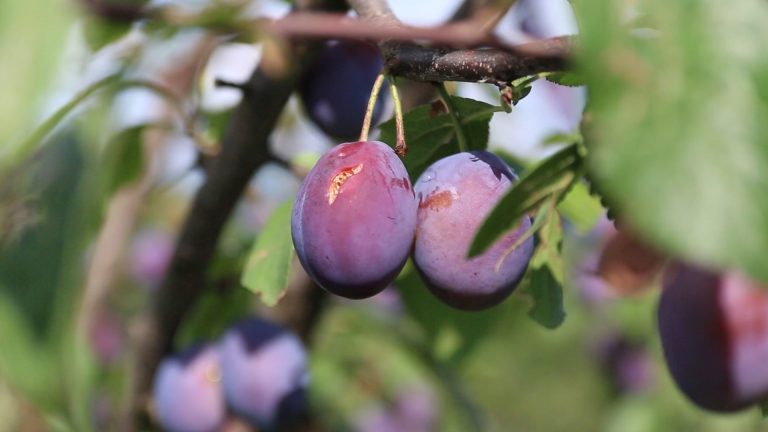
[299,40,388,140]
[412,151,535,310]
[218,318,309,429]
[292,140,417,299]
[152,344,225,432]
[658,263,768,412]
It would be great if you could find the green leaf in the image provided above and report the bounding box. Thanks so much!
[511,84,533,105]
[0,0,74,164]
[760,399,768,418]
[101,126,146,198]
[541,132,583,147]
[576,0,768,282]
[468,143,583,257]
[241,201,295,306]
[545,72,586,87]
[523,266,565,330]
[395,261,502,364]
[557,181,604,232]
[4,74,121,171]
[82,19,133,52]
[6,77,186,174]
[379,96,500,181]
[0,291,59,409]
[531,211,565,284]
[61,334,97,432]
[523,211,566,329]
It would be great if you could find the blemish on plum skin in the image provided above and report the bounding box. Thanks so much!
[328,163,363,204]
[419,190,453,210]
[390,176,411,191]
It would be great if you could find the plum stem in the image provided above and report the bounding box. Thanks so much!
[359,71,386,142]
[388,74,407,156]
[436,82,468,152]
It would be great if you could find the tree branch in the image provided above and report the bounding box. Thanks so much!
[257,10,571,83]
[382,41,569,83]
[344,0,570,83]
[153,5,572,84]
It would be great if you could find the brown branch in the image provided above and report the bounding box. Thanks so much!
[256,13,571,83]
[261,12,572,54]
[382,41,569,83]
[152,6,573,84]
[344,0,570,83]
[126,1,347,430]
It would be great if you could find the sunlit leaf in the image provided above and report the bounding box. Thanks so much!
[241,201,295,306]
[545,72,586,87]
[576,0,768,282]
[557,181,605,232]
[524,211,566,329]
[469,143,583,257]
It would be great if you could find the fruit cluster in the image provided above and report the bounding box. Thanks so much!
[152,318,307,432]
[291,140,535,311]
[294,37,768,417]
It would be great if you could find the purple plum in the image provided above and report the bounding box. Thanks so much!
[299,40,388,140]
[412,151,534,310]
[658,263,768,412]
[152,344,225,432]
[218,318,309,429]
[292,141,417,299]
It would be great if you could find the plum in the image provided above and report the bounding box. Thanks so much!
[299,40,387,140]
[597,226,664,295]
[152,344,225,432]
[412,151,534,310]
[355,385,437,432]
[591,333,655,395]
[658,263,768,412]
[291,141,417,299]
[218,318,309,429]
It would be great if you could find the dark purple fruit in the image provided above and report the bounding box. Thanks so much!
[412,151,534,310]
[658,263,768,412]
[292,141,417,299]
[152,345,225,432]
[299,40,387,140]
[218,318,308,429]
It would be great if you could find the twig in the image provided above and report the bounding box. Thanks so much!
[359,72,386,142]
[387,75,406,156]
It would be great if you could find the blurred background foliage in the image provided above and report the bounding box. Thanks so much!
[2,0,768,431]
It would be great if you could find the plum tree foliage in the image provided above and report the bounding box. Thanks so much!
[4,0,768,430]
